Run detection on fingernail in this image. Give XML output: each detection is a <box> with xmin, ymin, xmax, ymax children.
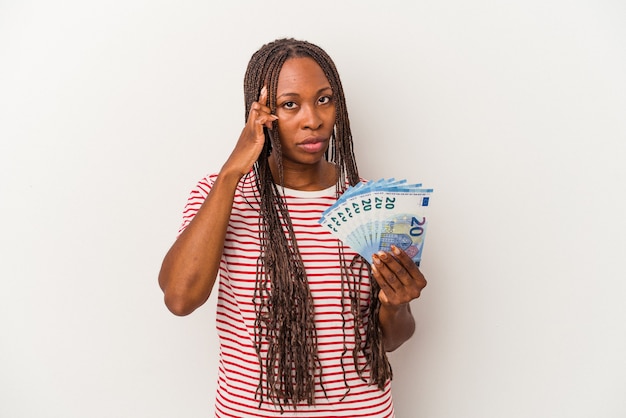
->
<box><xmin>377</xmin><ymin>251</ymin><xmax>387</xmax><ymax>260</ymax></box>
<box><xmin>372</xmin><ymin>255</ymin><xmax>381</xmax><ymax>265</ymax></box>
<box><xmin>260</xmin><ymin>86</ymin><xmax>267</xmax><ymax>96</ymax></box>
<box><xmin>391</xmin><ymin>245</ymin><xmax>401</xmax><ymax>255</ymax></box>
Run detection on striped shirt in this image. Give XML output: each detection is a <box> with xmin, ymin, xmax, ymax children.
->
<box><xmin>179</xmin><ymin>172</ymin><xmax>395</xmax><ymax>417</ymax></box>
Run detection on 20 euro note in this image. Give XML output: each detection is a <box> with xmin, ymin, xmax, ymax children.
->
<box><xmin>319</xmin><ymin>179</ymin><xmax>433</xmax><ymax>265</ymax></box>
<box><xmin>355</xmin><ymin>188</ymin><xmax>432</xmax><ymax>265</ymax></box>
<box><xmin>318</xmin><ymin>179</ymin><xmax>421</xmax><ymax>255</ymax></box>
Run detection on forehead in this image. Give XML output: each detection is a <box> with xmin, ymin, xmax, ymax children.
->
<box><xmin>277</xmin><ymin>57</ymin><xmax>331</xmax><ymax>93</ymax></box>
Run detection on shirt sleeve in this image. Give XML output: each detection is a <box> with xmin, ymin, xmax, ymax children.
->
<box><xmin>176</xmin><ymin>174</ymin><xmax>215</xmax><ymax>237</ymax></box>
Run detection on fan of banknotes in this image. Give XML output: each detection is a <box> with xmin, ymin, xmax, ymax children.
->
<box><xmin>319</xmin><ymin>178</ymin><xmax>433</xmax><ymax>265</ymax></box>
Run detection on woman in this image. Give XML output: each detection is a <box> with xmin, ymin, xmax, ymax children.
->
<box><xmin>158</xmin><ymin>38</ymin><xmax>427</xmax><ymax>417</ymax></box>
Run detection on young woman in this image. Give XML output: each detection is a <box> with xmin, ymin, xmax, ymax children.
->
<box><xmin>158</xmin><ymin>38</ymin><xmax>427</xmax><ymax>417</ymax></box>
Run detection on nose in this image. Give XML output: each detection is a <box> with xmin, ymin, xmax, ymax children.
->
<box><xmin>300</xmin><ymin>104</ymin><xmax>323</xmax><ymax>130</ymax></box>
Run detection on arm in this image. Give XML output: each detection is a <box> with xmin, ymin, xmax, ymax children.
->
<box><xmin>158</xmin><ymin>171</ymin><xmax>242</xmax><ymax>316</ymax></box>
<box><xmin>158</xmin><ymin>87</ymin><xmax>278</xmax><ymax>316</ymax></box>
<box><xmin>371</xmin><ymin>245</ymin><xmax>427</xmax><ymax>351</ymax></box>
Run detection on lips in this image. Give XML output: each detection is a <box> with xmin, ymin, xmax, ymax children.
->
<box><xmin>298</xmin><ymin>137</ymin><xmax>328</xmax><ymax>153</ymax></box>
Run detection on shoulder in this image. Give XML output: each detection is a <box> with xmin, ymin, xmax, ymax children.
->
<box><xmin>192</xmin><ymin>173</ymin><xmax>219</xmax><ymax>196</ymax></box>
<box><xmin>191</xmin><ymin>170</ymin><xmax>258</xmax><ymax>195</ymax></box>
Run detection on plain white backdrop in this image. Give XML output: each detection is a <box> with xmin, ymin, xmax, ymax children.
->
<box><xmin>1</xmin><ymin>1</ymin><xmax>625</xmax><ymax>417</ymax></box>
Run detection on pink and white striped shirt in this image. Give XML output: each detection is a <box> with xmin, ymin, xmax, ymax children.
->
<box><xmin>179</xmin><ymin>172</ymin><xmax>394</xmax><ymax>417</ymax></box>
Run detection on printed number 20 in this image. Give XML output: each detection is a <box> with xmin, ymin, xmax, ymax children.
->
<box><xmin>410</xmin><ymin>216</ymin><xmax>426</xmax><ymax>236</ymax></box>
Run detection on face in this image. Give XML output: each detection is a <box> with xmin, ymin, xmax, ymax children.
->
<box><xmin>274</xmin><ymin>57</ymin><xmax>336</xmax><ymax>168</ymax></box>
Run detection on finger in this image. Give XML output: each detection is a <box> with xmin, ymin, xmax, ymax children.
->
<box><xmin>257</xmin><ymin>85</ymin><xmax>275</xmax><ymax>116</ymax></box>
<box><xmin>371</xmin><ymin>262</ymin><xmax>411</xmax><ymax>306</ymax></box>
<box><xmin>251</xmin><ymin>85</ymin><xmax>277</xmax><ymax>125</ymax></box>
<box><xmin>371</xmin><ymin>253</ymin><xmax>401</xmax><ymax>294</ymax></box>
<box><xmin>378</xmin><ymin>288</ymin><xmax>389</xmax><ymax>304</ymax></box>
<box><xmin>390</xmin><ymin>245</ymin><xmax>418</xmax><ymax>272</ymax></box>
<box><xmin>370</xmin><ymin>263</ymin><xmax>394</xmax><ymax>299</ymax></box>
<box><xmin>259</xmin><ymin>85</ymin><xmax>268</xmax><ymax>105</ymax></box>
<box><xmin>372</xmin><ymin>249</ymin><xmax>427</xmax><ymax>303</ymax></box>
<box><xmin>257</xmin><ymin>113</ymin><xmax>278</xmax><ymax>129</ymax></box>
<box><xmin>373</xmin><ymin>251</ymin><xmax>411</xmax><ymax>289</ymax></box>
<box><xmin>390</xmin><ymin>245</ymin><xmax>426</xmax><ymax>286</ymax></box>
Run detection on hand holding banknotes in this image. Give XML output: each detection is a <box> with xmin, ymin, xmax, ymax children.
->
<box><xmin>318</xmin><ymin>177</ymin><xmax>432</xmax><ymax>350</ymax></box>
<box><xmin>318</xmin><ymin>176</ymin><xmax>431</xmax><ymax>349</ymax></box>
<box><xmin>371</xmin><ymin>245</ymin><xmax>427</xmax><ymax>305</ymax></box>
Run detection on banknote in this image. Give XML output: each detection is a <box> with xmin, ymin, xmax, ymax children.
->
<box><xmin>319</xmin><ymin>178</ymin><xmax>433</xmax><ymax>265</ymax></box>
<box><xmin>319</xmin><ymin>179</ymin><xmax>414</xmax><ymax>251</ymax></box>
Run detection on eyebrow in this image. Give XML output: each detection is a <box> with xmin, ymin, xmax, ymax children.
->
<box><xmin>277</xmin><ymin>86</ymin><xmax>333</xmax><ymax>100</ymax></box>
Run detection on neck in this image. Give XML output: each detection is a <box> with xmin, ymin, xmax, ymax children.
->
<box><xmin>269</xmin><ymin>155</ymin><xmax>337</xmax><ymax>191</ymax></box>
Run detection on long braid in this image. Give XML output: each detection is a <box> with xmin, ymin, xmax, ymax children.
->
<box><xmin>243</xmin><ymin>38</ymin><xmax>392</xmax><ymax>409</ymax></box>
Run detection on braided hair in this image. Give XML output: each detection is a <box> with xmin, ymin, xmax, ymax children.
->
<box><xmin>242</xmin><ymin>38</ymin><xmax>392</xmax><ymax>409</ymax></box>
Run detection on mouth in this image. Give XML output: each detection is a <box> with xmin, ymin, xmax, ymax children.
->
<box><xmin>298</xmin><ymin>137</ymin><xmax>328</xmax><ymax>153</ymax></box>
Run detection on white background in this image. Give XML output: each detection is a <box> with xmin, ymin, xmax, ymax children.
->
<box><xmin>1</xmin><ymin>1</ymin><xmax>625</xmax><ymax>417</ymax></box>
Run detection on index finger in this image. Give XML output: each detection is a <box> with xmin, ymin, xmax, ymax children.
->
<box><xmin>259</xmin><ymin>85</ymin><xmax>268</xmax><ymax>105</ymax></box>
<box><xmin>390</xmin><ymin>245</ymin><xmax>422</xmax><ymax>276</ymax></box>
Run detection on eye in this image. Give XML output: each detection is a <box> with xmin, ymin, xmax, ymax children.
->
<box><xmin>318</xmin><ymin>95</ymin><xmax>333</xmax><ymax>105</ymax></box>
<box><xmin>282</xmin><ymin>101</ymin><xmax>298</xmax><ymax>110</ymax></box>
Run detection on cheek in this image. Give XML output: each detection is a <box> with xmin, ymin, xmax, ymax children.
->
<box><xmin>327</xmin><ymin>104</ymin><xmax>337</xmax><ymax>123</ymax></box>
<box><xmin>275</xmin><ymin>119</ymin><xmax>295</xmax><ymax>142</ymax></box>
<box><xmin>325</xmin><ymin>109</ymin><xmax>337</xmax><ymax>129</ymax></box>
<box><xmin>274</xmin><ymin>110</ymin><xmax>293</xmax><ymax>126</ymax></box>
